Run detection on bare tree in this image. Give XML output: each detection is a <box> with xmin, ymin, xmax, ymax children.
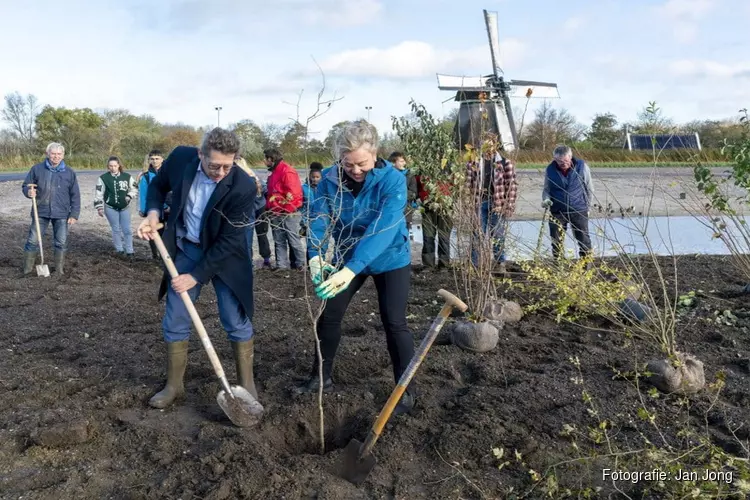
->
<box><xmin>2</xmin><ymin>92</ymin><xmax>39</xmax><ymax>145</ymax></box>
<box><xmin>522</xmin><ymin>100</ymin><xmax>585</xmax><ymax>151</ymax></box>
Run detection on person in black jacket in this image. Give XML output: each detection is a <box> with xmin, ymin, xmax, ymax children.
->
<box><xmin>137</xmin><ymin>128</ymin><xmax>260</xmax><ymax>410</ymax></box>
<box><xmin>21</xmin><ymin>142</ymin><xmax>81</xmax><ymax>275</ymax></box>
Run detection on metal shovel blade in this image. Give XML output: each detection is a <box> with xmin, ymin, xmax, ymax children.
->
<box><xmin>36</xmin><ymin>264</ymin><xmax>50</xmax><ymax>277</ymax></box>
<box><xmin>216</xmin><ymin>385</ymin><xmax>264</xmax><ymax>428</ymax></box>
<box><xmin>339</xmin><ymin>439</ymin><xmax>377</xmax><ymax>486</ymax></box>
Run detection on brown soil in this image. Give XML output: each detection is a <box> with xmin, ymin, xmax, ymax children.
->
<box><xmin>1</xmin><ymin>217</ymin><xmax>749</xmax><ymax>499</ymax></box>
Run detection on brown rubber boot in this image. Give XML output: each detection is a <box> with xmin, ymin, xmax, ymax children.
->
<box><xmin>23</xmin><ymin>251</ymin><xmax>37</xmax><ymax>276</ymax></box>
<box><xmin>231</xmin><ymin>339</ymin><xmax>258</xmax><ymax>399</ymax></box>
<box><xmin>149</xmin><ymin>341</ymin><xmax>189</xmax><ymax>409</ymax></box>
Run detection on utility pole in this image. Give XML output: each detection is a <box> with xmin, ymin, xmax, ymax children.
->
<box><xmin>215</xmin><ymin>106</ymin><xmax>222</xmax><ymax>127</ymax></box>
<box><xmin>365</xmin><ymin>106</ymin><xmax>372</xmax><ymax>121</ymax></box>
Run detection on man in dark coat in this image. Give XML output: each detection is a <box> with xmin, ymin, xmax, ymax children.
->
<box><xmin>137</xmin><ymin>128</ymin><xmax>259</xmax><ymax>409</ymax></box>
<box><xmin>21</xmin><ymin>142</ymin><xmax>81</xmax><ymax>275</ymax></box>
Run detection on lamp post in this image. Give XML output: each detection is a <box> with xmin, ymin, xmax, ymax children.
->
<box><xmin>365</xmin><ymin>106</ymin><xmax>372</xmax><ymax>121</ymax></box>
<box><xmin>215</xmin><ymin>106</ymin><xmax>222</xmax><ymax>127</ymax></box>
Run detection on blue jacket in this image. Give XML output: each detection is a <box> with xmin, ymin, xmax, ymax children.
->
<box><xmin>22</xmin><ymin>160</ymin><xmax>81</xmax><ymax>220</ymax></box>
<box><xmin>138</xmin><ymin>167</ymin><xmax>172</xmax><ymax>215</ymax></box>
<box><xmin>307</xmin><ymin>159</ymin><xmax>410</xmax><ymax>275</ymax></box>
<box><xmin>544</xmin><ymin>158</ymin><xmax>591</xmax><ymax>214</ymax></box>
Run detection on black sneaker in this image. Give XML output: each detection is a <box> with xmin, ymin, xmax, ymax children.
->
<box><xmin>293</xmin><ymin>376</ymin><xmax>333</xmax><ymax>395</ymax></box>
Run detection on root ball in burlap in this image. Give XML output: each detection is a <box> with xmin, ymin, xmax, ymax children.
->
<box><xmin>646</xmin><ymin>352</ymin><xmax>705</xmax><ymax>395</ymax></box>
<box><xmin>483</xmin><ymin>299</ymin><xmax>523</xmax><ymax>324</ymax></box>
<box><xmin>450</xmin><ymin>320</ymin><xmax>499</xmax><ymax>353</ymax></box>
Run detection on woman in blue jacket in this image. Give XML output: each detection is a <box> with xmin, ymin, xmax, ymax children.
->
<box><xmin>298</xmin><ymin>120</ymin><xmax>416</xmax><ymax>416</ymax></box>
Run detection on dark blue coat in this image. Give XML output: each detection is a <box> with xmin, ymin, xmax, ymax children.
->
<box><xmin>146</xmin><ymin>146</ymin><xmax>257</xmax><ymax>320</ymax></box>
<box><xmin>22</xmin><ymin>160</ymin><xmax>81</xmax><ymax>220</ymax></box>
<box><xmin>307</xmin><ymin>159</ymin><xmax>410</xmax><ymax>275</ymax></box>
<box><xmin>545</xmin><ymin>158</ymin><xmax>590</xmax><ymax>214</ymax></box>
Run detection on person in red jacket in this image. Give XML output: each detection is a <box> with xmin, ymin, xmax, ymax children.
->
<box><xmin>264</xmin><ymin>148</ymin><xmax>305</xmax><ymax>269</ymax></box>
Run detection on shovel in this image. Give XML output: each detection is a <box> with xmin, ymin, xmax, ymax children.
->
<box><xmin>339</xmin><ymin>288</ymin><xmax>468</xmax><ymax>486</ymax></box>
<box><xmin>150</xmin><ymin>224</ymin><xmax>264</xmax><ymax>427</ymax></box>
<box><xmin>27</xmin><ymin>184</ymin><xmax>50</xmax><ymax>277</ymax></box>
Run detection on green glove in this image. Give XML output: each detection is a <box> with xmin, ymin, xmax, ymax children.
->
<box><xmin>315</xmin><ymin>267</ymin><xmax>356</xmax><ymax>299</ymax></box>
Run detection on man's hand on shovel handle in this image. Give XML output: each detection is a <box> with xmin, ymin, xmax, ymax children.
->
<box><xmin>172</xmin><ymin>274</ymin><xmax>197</xmax><ymax>293</ymax></box>
<box><xmin>28</xmin><ymin>185</ymin><xmax>37</xmax><ymax>198</ymax></box>
<box><xmin>137</xmin><ymin>211</ymin><xmax>162</xmax><ymax>240</ymax></box>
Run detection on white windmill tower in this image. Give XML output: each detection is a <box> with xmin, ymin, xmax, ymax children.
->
<box><xmin>436</xmin><ymin>9</ymin><xmax>561</xmax><ymax>152</ymax></box>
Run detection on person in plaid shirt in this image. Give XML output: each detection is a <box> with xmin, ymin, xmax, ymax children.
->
<box><xmin>465</xmin><ymin>149</ymin><xmax>517</xmax><ymax>273</ymax></box>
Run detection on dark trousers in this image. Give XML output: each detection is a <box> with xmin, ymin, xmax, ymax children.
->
<box><xmin>314</xmin><ymin>264</ymin><xmax>414</xmax><ymax>386</ymax></box>
<box><xmin>254</xmin><ymin>213</ymin><xmax>272</xmax><ymax>260</ymax></box>
<box><xmin>549</xmin><ymin>210</ymin><xmax>592</xmax><ymax>259</ymax></box>
<box><xmin>421</xmin><ymin>209</ymin><xmax>452</xmax><ymax>267</ymax></box>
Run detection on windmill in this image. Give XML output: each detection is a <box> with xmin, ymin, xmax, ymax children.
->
<box><xmin>436</xmin><ymin>9</ymin><xmax>560</xmax><ymax>153</ymax></box>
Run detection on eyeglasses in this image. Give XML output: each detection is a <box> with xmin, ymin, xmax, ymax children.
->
<box><xmin>205</xmin><ymin>162</ymin><xmax>234</xmax><ymax>172</ymax></box>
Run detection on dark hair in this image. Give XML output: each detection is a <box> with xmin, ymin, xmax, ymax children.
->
<box><xmin>148</xmin><ymin>149</ymin><xmax>163</xmax><ymax>157</ymax></box>
<box><xmin>200</xmin><ymin>128</ymin><xmax>241</xmax><ymax>157</ymax></box>
<box><xmin>107</xmin><ymin>155</ymin><xmax>124</xmax><ymax>173</ymax></box>
<box><xmin>388</xmin><ymin>151</ymin><xmax>405</xmax><ymax>163</ymax></box>
<box><xmin>309</xmin><ymin>161</ymin><xmax>324</xmax><ymax>171</ymax></box>
<box><xmin>263</xmin><ymin>148</ymin><xmax>283</xmax><ymax>163</ymax></box>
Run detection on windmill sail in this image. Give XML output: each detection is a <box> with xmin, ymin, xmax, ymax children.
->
<box><xmin>483</xmin><ymin>10</ymin><xmax>503</xmax><ymax>77</ymax></box>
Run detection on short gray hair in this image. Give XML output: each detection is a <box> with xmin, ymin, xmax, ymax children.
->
<box><xmin>46</xmin><ymin>142</ymin><xmax>64</xmax><ymax>155</ymax></box>
<box><xmin>333</xmin><ymin>120</ymin><xmax>379</xmax><ymax>159</ymax></box>
<box><xmin>200</xmin><ymin>127</ymin><xmax>241</xmax><ymax>157</ymax></box>
<box><xmin>553</xmin><ymin>144</ymin><xmax>572</xmax><ymax>159</ymax></box>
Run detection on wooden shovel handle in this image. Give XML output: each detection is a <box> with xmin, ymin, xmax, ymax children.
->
<box><xmin>150</xmin><ymin>229</ymin><xmax>231</xmax><ymax>390</ymax></box>
<box><xmin>359</xmin><ymin>289</ymin><xmax>467</xmax><ymax>458</ymax></box>
<box><xmin>28</xmin><ymin>184</ymin><xmax>44</xmax><ymax>265</ymax></box>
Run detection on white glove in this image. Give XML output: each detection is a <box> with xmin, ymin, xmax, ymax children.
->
<box><xmin>308</xmin><ymin>256</ymin><xmax>335</xmax><ymax>285</ymax></box>
<box><xmin>542</xmin><ymin>199</ymin><xmax>552</xmax><ymax>208</ymax></box>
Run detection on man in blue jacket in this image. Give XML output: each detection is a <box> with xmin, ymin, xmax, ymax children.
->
<box><xmin>299</xmin><ymin>120</ymin><xmax>416</xmax><ymax>416</ymax></box>
<box><xmin>21</xmin><ymin>142</ymin><xmax>81</xmax><ymax>276</ymax></box>
<box><xmin>137</xmin><ymin>128</ymin><xmax>260</xmax><ymax>410</ymax></box>
<box><xmin>542</xmin><ymin>145</ymin><xmax>594</xmax><ymax>260</ymax></box>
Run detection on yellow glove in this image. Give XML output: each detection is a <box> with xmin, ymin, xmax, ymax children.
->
<box><xmin>315</xmin><ymin>267</ymin><xmax>356</xmax><ymax>299</ymax></box>
<box><xmin>308</xmin><ymin>256</ymin><xmax>335</xmax><ymax>285</ymax></box>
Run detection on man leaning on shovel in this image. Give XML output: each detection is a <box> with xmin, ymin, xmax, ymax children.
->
<box><xmin>21</xmin><ymin>142</ymin><xmax>80</xmax><ymax>276</ymax></box>
<box><xmin>137</xmin><ymin>128</ymin><xmax>260</xmax><ymax>409</ymax></box>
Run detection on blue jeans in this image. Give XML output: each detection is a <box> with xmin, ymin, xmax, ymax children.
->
<box><xmin>471</xmin><ymin>200</ymin><xmax>506</xmax><ymax>266</ymax></box>
<box><xmin>163</xmin><ymin>240</ymin><xmax>254</xmax><ymax>343</ymax></box>
<box><xmin>24</xmin><ymin>217</ymin><xmax>68</xmax><ymax>252</ymax></box>
<box><xmin>104</xmin><ymin>206</ymin><xmax>133</xmax><ymax>253</ymax></box>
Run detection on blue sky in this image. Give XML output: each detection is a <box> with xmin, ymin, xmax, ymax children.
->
<box><xmin>1</xmin><ymin>0</ymin><xmax>748</xmax><ymax>140</ymax></box>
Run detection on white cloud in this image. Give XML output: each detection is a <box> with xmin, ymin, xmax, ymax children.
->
<box><xmin>668</xmin><ymin>59</ymin><xmax>750</xmax><ymax>78</ymax></box>
<box><xmin>656</xmin><ymin>0</ymin><xmax>718</xmax><ymax>43</ymax></box>
<box><xmin>316</xmin><ymin>39</ymin><xmax>527</xmax><ymax>79</ymax></box>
